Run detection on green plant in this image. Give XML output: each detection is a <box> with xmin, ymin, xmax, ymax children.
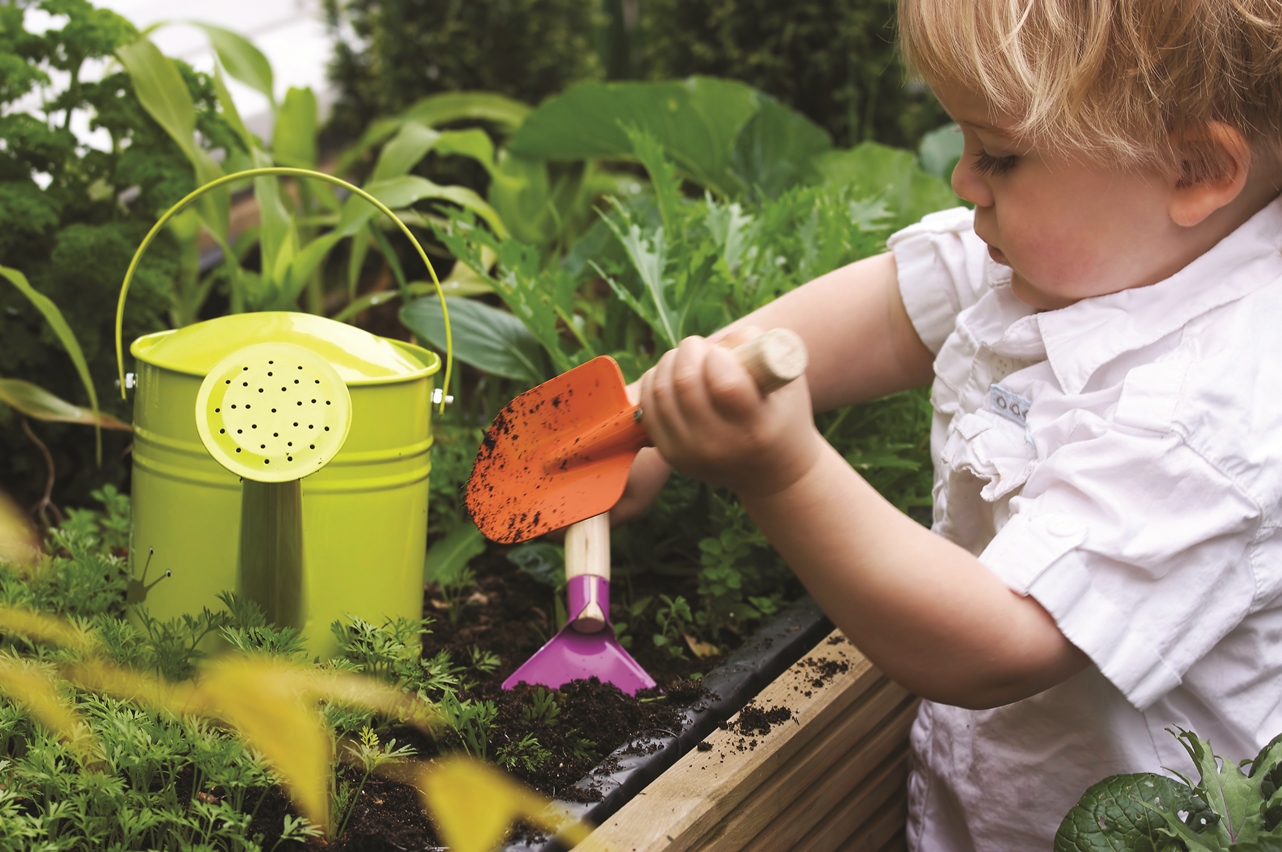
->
<box><xmin>401</xmin><ymin>130</ymin><xmax>952</xmax><ymax>646</ymax></box>
<box><xmin>335</xmin><ymin>725</ymin><xmax>416</xmax><ymax>836</ymax></box>
<box><xmin>0</xmin><ymin>495</ymin><xmax>598</xmax><ymax>850</ymax></box>
<box><xmin>652</xmin><ymin>595</ymin><xmax>695</xmax><ymax>659</ymax></box>
<box><xmin>322</xmin><ymin>0</ymin><xmax>601</xmax><ymax>141</ymax></box>
<box><xmin>1056</xmin><ymin>728</ymin><xmax>1282</xmax><ymax>850</ymax></box>
<box><xmin>496</xmin><ymin>732</ymin><xmax>552</xmax><ymax>774</ymax></box>
<box><xmin>520</xmin><ymin>686</ymin><xmax>561</xmax><ymax>727</ymax></box>
<box><xmin>439</xmin><ymin>691</ymin><xmax>498</xmax><ymax>760</ymax></box>
<box><xmin>638</xmin><ymin>0</ymin><xmax>949</xmax><ymax>150</ymax></box>
<box><xmin>0</xmin><ymin>1</ymin><xmax>241</xmax><ymax>512</ymax></box>
<box><xmin>424</xmin><ymin>547</ymin><xmax>480</xmax><ymax>627</ymax></box>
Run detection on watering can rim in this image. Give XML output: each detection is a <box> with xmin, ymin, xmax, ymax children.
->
<box><xmin>129</xmin><ymin>311</ymin><xmax>441</xmax><ymax>385</ymax></box>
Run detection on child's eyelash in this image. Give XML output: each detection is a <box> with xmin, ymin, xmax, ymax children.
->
<box><xmin>973</xmin><ymin>150</ymin><xmax>1019</xmax><ymax>176</ymax></box>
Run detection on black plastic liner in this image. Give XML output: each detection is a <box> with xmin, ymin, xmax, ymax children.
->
<box><xmin>503</xmin><ymin>594</ymin><xmax>833</xmax><ymax>852</ymax></box>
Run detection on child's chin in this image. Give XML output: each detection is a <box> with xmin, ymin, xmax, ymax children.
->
<box><xmin>1010</xmin><ymin>275</ymin><xmax>1078</xmax><ymax>311</ymax></box>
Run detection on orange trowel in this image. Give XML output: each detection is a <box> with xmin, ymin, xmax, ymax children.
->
<box><xmin>465</xmin><ymin>328</ymin><xmax>809</xmax><ymax>545</ymax></box>
<box><xmin>467</xmin><ymin>329</ymin><xmax>808</xmax><ymax>695</ymax></box>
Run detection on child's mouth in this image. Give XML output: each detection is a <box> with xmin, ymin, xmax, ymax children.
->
<box><xmin>987</xmin><ymin>244</ymin><xmax>1010</xmax><ymax>266</ymax></box>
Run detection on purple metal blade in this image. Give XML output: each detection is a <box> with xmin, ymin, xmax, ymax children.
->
<box><xmin>502</xmin><ymin>576</ymin><xmax>657</xmax><ymax>695</ymax></box>
<box><xmin>501</xmin><ymin>624</ymin><xmax>656</xmax><ymax>695</ymax></box>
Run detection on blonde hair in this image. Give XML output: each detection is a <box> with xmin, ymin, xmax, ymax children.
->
<box><xmin>897</xmin><ymin>0</ymin><xmax>1282</xmax><ymax>180</ymax></box>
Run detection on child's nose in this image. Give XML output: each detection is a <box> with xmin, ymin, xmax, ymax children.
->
<box><xmin>951</xmin><ymin>160</ymin><xmax>994</xmax><ymax>208</ymax></box>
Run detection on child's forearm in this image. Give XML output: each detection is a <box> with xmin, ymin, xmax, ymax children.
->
<box><xmin>737</xmin><ymin>441</ymin><xmax>1090</xmax><ymax>709</ymax></box>
<box><xmin>717</xmin><ymin>252</ymin><xmax>935</xmax><ymax>412</ymax></box>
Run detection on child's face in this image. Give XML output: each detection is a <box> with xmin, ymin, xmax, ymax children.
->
<box><xmin>935</xmin><ymin>83</ymin><xmax>1190</xmax><ymax>311</ymax></box>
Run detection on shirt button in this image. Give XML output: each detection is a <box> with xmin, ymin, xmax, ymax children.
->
<box><xmin>1044</xmin><ymin>516</ymin><xmax>1082</xmax><ymax>538</ymax></box>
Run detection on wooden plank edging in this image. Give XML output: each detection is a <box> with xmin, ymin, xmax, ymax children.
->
<box><xmin>573</xmin><ymin>632</ymin><xmax>918</xmax><ymax>851</ymax></box>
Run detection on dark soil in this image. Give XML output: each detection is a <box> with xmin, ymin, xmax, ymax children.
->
<box><xmin>269</xmin><ymin>551</ymin><xmax>737</xmax><ymax>850</ymax></box>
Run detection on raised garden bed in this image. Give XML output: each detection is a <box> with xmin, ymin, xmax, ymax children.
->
<box><xmin>574</xmin><ymin>631</ymin><xmax>918</xmax><ymax>852</ymax></box>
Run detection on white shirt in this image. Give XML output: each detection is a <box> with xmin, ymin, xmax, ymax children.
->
<box><xmin>887</xmin><ymin>199</ymin><xmax>1282</xmax><ymax>851</ymax></box>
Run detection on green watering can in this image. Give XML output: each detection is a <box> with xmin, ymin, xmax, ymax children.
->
<box><xmin>114</xmin><ymin>168</ymin><xmax>453</xmax><ymax>657</ymax></box>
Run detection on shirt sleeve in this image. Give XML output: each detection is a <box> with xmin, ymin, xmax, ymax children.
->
<box><xmin>977</xmin><ymin>427</ymin><xmax>1262</xmax><ymax>711</ymax></box>
<box><xmin>887</xmin><ymin>206</ymin><xmax>991</xmax><ymax>355</ymax></box>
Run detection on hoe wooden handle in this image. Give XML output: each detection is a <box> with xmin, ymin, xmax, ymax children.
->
<box><xmin>732</xmin><ymin>327</ymin><xmax>808</xmax><ymax>395</ymax></box>
<box><xmin>565</xmin><ymin>512</ymin><xmax>611</xmax><ymax>633</ymax></box>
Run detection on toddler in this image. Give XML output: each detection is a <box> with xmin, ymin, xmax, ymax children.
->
<box><xmin>618</xmin><ymin>0</ymin><xmax>1282</xmax><ymax>848</ymax></box>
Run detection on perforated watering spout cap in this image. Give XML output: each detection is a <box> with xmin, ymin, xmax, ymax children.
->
<box><xmin>194</xmin><ymin>342</ymin><xmax>352</xmax><ymax>482</ymax></box>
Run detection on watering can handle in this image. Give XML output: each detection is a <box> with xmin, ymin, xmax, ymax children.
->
<box><xmin>113</xmin><ymin>166</ymin><xmax>454</xmax><ymax>412</ymax></box>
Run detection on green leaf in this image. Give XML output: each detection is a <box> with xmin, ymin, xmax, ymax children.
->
<box><xmin>1174</xmin><ymin>728</ymin><xmax>1269</xmax><ymax>846</ymax></box>
<box><xmin>400</xmin><ymin>296</ymin><xmax>549</xmax><ymax>384</ymax></box>
<box><xmin>116</xmin><ymin>36</ymin><xmax>228</xmax><ymax>241</ymax></box>
<box><xmin>188</xmin><ymin>22</ymin><xmax>275</xmax><ymax>107</ymax></box>
<box><xmin>810</xmin><ymin>142</ymin><xmax>960</xmax><ymax>230</ymax></box>
<box><xmin>596</xmin><ymin>198</ymin><xmax>677</xmax><ymax>348</ymax></box>
<box><xmin>509</xmin><ymin>77</ymin><xmax>765</xmax><ymax>198</ymax></box>
<box><xmin>487</xmin><ymin>152</ymin><xmax>555</xmax><ymax>245</ymax></box>
<box><xmin>730</xmin><ymin>96</ymin><xmax>832</xmax><ymax>201</ymax></box>
<box><xmin>506</xmin><ymin>542</ymin><xmax>564</xmax><ymax>589</ymax></box>
<box><xmin>339</xmin><ymin>91</ymin><xmax>532</xmax><ymax>174</ymax></box>
<box><xmin>372</xmin><ymin>121</ymin><xmax>443</xmax><ymax>183</ymax></box>
<box><xmin>424</xmin><ymin>524</ymin><xmax>487</xmax><ymax>585</ymax></box>
<box><xmin>0</xmin><ymin>265</ymin><xmax>109</xmax><ymax>461</ymax></box>
<box><xmin>918</xmin><ymin>123</ymin><xmax>964</xmax><ymax>180</ymax></box>
<box><xmin>0</xmin><ymin>379</ymin><xmax>130</xmax><ymax>431</ymax></box>
<box><xmin>1054</xmin><ymin>773</ymin><xmax>1191</xmax><ymax>852</ymax></box>
<box><xmin>274</xmin><ymin>87</ymin><xmax>318</xmax><ymax>168</ymax></box>
<box><xmin>363</xmin><ymin>176</ymin><xmax>508</xmax><ymax>238</ymax></box>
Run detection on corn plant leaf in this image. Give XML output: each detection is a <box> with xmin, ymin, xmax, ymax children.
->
<box><xmin>0</xmin><ymin>379</ymin><xmax>130</xmax><ymax>431</ymax></box>
<box><xmin>273</xmin><ymin>87</ymin><xmax>318</xmax><ymax>168</ymax></box>
<box><xmin>424</xmin><ymin>523</ymin><xmax>487</xmax><ymax>585</ymax></box>
<box><xmin>363</xmin><ymin>176</ymin><xmax>508</xmax><ymax>238</ymax></box>
<box><xmin>417</xmin><ymin>755</ymin><xmax>591</xmax><ymax>852</ymax></box>
<box><xmin>116</xmin><ymin>37</ymin><xmax>228</xmax><ymax>243</ymax></box>
<box><xmin>0</xmin><ymin>265</ymin><xmax>111</xmax><ymax>459</ymax></box>
<box><xmin>339</xmin><ymin>91</ymin><xmax>532</xmax><ymax>174</ymax></box>
<box><xmin>433</xmin><ymin>129</ymin><xmax>497</xmax><ymax>173</ymax></box>
<box><xmin>371</xmin><ymin>121</ymin><xmax>443</xmax><ymax>183</ymax></box>
<box><xmin>186</xmin><ymin>22</ymin><xmax>275</xmax><ymax>108</ymax></box>
<box><xmin>400</xmin><ymin>295</ymin><xmax>549</xmax><ymax>384</ymax></box>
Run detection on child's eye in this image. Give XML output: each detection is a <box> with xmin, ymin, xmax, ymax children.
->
<box><xmin>974</xmin><ymin>149</ymin><xmax>1019</xmax><ymax>177</ymax></box>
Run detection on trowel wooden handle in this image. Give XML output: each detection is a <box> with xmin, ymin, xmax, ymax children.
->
<box><xmin>730</xmin><ymin>327</ymin><xmax>808</xmax><ymax>395</ymax></box>
<box><xmin>565</xmin><ymin>512</ymin><xmax>610</xmax><ymax>633</ymax></box>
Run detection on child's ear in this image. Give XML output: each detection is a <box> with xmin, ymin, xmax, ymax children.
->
<box><xmin>1169</xmin><ymin>121</ymin><xmax>1252</xmax><ymax>228</ymax></box>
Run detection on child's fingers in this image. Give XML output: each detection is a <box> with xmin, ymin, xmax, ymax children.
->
<box><xmin>669</xmin><ymin>337</ymin><xmax>721</xmax><ymax>425</ymax></box>
<box><xmin>639</xmin><ymin>345</ymin><xmax>689</xmax><ymax>450</ymax></box>
<box><xmin>703</xmin><ymin>343</ymin><xmax>761</xmax><ymax>419</ymax></box>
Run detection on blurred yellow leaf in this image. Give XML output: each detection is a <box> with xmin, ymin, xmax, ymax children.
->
<box><xmin>0</xmin><ymin>605</ymin><xmax>97</xmax><ymax>655</ymax></box>
<box><xmin>0</xmin><ymin>492</ymin><xmax>40</xmax><ymax>569</ymax></box>
<box><xmin>417</xmin><ymin>756</ymin><xmax>592</xmax><ymax>852</ymax></box>
<box><xmin>186</xmin><ymin>656</ymin><xmax>333</xmax><ymax>830</ymax></box>
<box><xmin>0</xmin><ymin>656</ymin><xmax>94</xmax><ymax>762</ymax></box>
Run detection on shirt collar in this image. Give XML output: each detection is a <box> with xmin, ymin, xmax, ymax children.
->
<box><xmin>1034</xmin><ymin>195</ymin><xmax>1282</xmax><ymax>395</ymax></box>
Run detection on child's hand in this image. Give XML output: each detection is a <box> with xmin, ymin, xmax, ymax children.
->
<box><xmin>637</xmin><ymin>330</ymin><xmax>825</xmax><ymax>499</ymax></box>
